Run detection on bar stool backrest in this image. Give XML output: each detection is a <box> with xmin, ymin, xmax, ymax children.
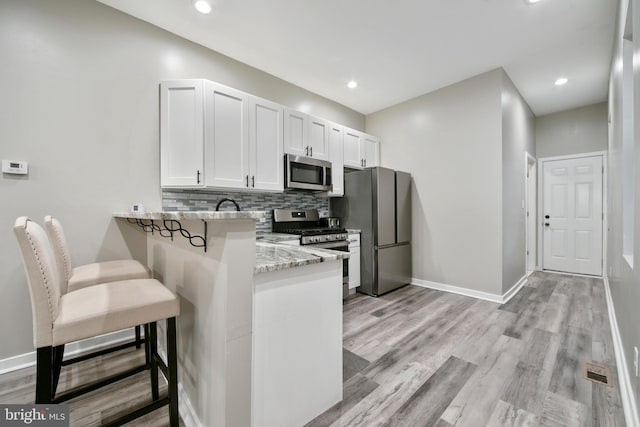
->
<box><xmin>13</xmin><ymin>217</ymin><xmax>62</xmax><ymax>348</ymax></box>
<box><xmin>43</xmin><ymin>216</ymin><xmax>72</xmax><ymax>294</ymax></box>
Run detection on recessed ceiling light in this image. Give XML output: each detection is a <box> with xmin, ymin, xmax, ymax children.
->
<box><xmin>194</xmin><ymin>0</ymin><xmax>212</xmax><ymax>14</ymax></box>
<box><xmin>347</xmin><ymin>81</ymin><xmax>358</xmax><ymax>89</ymax></box>
<box><xmin>555</xmin><ymin>77</ymin><xmax>568</xmax><ymax>86</ymax></box>
<box><xmin>526</xmin><ymin>0</ymin><xmax>541</xmax><ymax>3</ymax></box>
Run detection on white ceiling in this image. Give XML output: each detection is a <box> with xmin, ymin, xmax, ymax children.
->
<box><xmin>98</xmin><ymin>0</ymin><xmax>617</xmax><ymax>117</ymax></box>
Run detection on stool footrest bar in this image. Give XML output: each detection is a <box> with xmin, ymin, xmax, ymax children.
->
<box><xmin>52</xmin><ymin>364</ymin><xmax>147</xmax><ymax>403</ymax></box>
<box><xmin>61</xmin><ymin>339</ymin><xmax>144</xmax><ymax>366</ymax></box>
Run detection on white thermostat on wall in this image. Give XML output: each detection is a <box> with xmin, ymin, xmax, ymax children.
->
<box><xmin>2</xmin><ymin>160</ymin><xmax>28</xmax><ymax>175</ymax></box>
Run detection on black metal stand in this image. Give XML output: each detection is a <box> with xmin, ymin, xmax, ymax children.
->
<box><xmin>35</xmin><ymin>318</ymin><xmax>179</xmax><ymax>427</ymax></box>
<box><xmin>127</xmin><ymin>218</ymin><xmax>207</xmax><ymax>252</ymax></box>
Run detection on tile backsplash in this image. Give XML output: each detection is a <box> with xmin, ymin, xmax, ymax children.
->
<box><xmin>162</xmin><ymin>189</ymin><xmax>330</xmax><ymax>232</ymax></box>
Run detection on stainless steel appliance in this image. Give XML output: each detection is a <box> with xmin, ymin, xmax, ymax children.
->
<box><xmin>320</xmin><ymin>217</ymin><xmax>341</xmax><ymax>229</ymax></box>
<box><xmin>272</xmin><ymin>209</ymin><xmax>349</xmax><ymax>287</ymax></box>
<box><xmin>331</xmin><ymin>167</ymin><xmax>412</xmax><ymax>296</ymax></box>
<box><xmin>285</xmin><ymin>154</ymin><xmax>332</xmax><ymax>192</ymax></box>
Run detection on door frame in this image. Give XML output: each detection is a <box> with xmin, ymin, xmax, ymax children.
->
<box><xmin>537</xmin><ymin>151</ymin><xmax>608</xmax><ymax>277</ymax></box>
<box><xmin>525</xmin><ymin>152</ymin><xmax>537</xmax><ymax>275</ymax></box>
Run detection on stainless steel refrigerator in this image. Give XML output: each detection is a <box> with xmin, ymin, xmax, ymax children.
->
<box><xmin>331</xmin><ymin>167</ymin><xmax>411</xmax><ymax>296</ymax></box>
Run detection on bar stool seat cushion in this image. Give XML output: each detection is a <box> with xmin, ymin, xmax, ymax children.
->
<box><xmin>67</xmin><ymin>260</ymin><xmax>151</xmax><ymax>292</ymax></box>
<box><xmin>53</xmin><ymin>278</ymin><xmax>179</xmax><ymax>347</ymax></box>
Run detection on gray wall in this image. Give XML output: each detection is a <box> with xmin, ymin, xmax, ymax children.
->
<box><xmin>0</xmin><ymin>0</ymin><xmax>364</xmax><ymax>360</ymax></box>
<box><xmin>366</xmin><ymin>70</ymin><xmax>504</xmax><ymax>296</ymax></box>
<box><xmin>536</xmin><ymin>102</ymin><xmax>608</xmax><ymax>158</ymax></box>
<box><xmin>501</xmin><ymin>71</ymin><xmax>536</xmax><ymax>294</ymax></box>
<box><xmin>608</xmin><ymin>0</ymin><xmax>640</xmax><ymax>412</ymax></box>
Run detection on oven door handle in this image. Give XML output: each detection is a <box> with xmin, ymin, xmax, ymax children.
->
<box><xmin>307</xmin><ymin>241</ymin><xmax>349</xmax><ymax>250</ymax></box>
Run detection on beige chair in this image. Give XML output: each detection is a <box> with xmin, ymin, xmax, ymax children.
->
<box><xmin>14</xmin><ymin>217</ymin><xmax>180</xmax><ymax>426</ymax></box>
<box><xmin>44</xmin><ymin>215</ymin><xmax>150</xmax><ymax>348</ymax></box>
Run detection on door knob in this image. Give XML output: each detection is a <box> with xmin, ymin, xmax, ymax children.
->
<box><xmin>545</xmin><ymin>223</ymin><xmax>550</xmax><ymax>227</ymax></box>
<box><xmin>545</xmin><ymin>215</ymin><xmax>550</xmax><ymax>219</ymax></box>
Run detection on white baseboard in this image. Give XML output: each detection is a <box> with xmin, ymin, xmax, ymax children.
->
<box><xmin>411</xmin><ymin>278</ymin><xmax>504</xmax><ymax>303</ymax></box>
<box><xmin>502</xmin><ymin>274</ymin><xmax>528</xmax><ymax>304</ymax></box>
<box><xmin>411</xmin><ymin>275</ymin><xmax>528</xmax><ymax>305</ymax></box>
<box><xmin>603</xmin><ymin>275</ymin><xmax>640</xmax><ymax>427</ymax></box>
<box><xmin>0</xmin><ymin>329</ymin><xmax>135</xmax><ymax>375</ymax></box>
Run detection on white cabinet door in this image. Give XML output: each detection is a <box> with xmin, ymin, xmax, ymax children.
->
<box><xmin>308</xmin><ymin>116</ymin><xmax>329</xmax><ymax>160</ymax></box>
<box><xmin>542</xmin><ymin>156</ymin><xmax>603</xmax><ymax>276</ymax></box>
<box><xmin>328</xmin><ymin>123</ymin><xmax>344</xmax><ymax>196</ymax></box>
<box><xmin>250</xmin><ymin>96</ymin><xmax>284</xmax><ymax>191</ymax></box>
<box><xmin>343</xmin><ymin>128</ymin><xmax>362</xmax><ymax>169</ymax></box>
<box><xmin>160</xmin><ymin>80</ymin><xmax>205</xmax><ymax>187</ymax></box>
<box><xmin>348</xmin><ymin>234</ymin><xmax>361</xmax><ymax>289</ymax></box>
<box><xmin>204</xmin><ymin>82</ymin><xmax>250</xmax><ymax>189</ymax></box>
<box><xmin>363</xmin><ymin>134</ymin><xmax>380</xmax><ymax>168</ymax></box>
<box><xmin>284</xmin><ymin>109</ymin><xmax>329</xmax><ymax>160</ymax></box>
<box><xmin>284</xmin><ymin>108</ymin><xmax>307</xmax><ymax>157</ymax></box>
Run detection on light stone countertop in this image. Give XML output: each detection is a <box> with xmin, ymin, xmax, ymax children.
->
<box><xmin>255</xmin><ymin>241</ymin><xmax>349</xmax><ymax>274</ymax></box>
<box><xmin>346</xmin><ymin>229</ymin><xmax>361</xmax><ymax>234</ymax></box>
<box><xmin>113</xmin><ymin>210</ymin><xmax>266</xmax><ymax>221</ymax></box>
<box><xmin>256</xmin><ymin>232</ymin><xmax>301</xmax><ymax>243</ymax></box>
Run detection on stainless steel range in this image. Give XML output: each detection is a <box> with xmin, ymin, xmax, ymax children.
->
<box><xmin>272</xmin><ymin>209</ymin><xmax>348</xmax><ymax>248</ymax></box>
<box><xmin>272</xmin><ymin>209</ymin><xmax>350</xmax><ymax>292</ymax></box>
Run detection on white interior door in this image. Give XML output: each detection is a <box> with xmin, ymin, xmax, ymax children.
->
<box><xmin>542</xmin><ymin>156</ymin><xmax>603</xmax><ymax>276</ymax></box>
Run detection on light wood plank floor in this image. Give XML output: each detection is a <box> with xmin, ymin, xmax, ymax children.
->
<box><xmin>0</xmin><ymin>271</ymin><xmax>625</xmax><ymax>426</ymax></box>
<box><xmin>308</xmin><ymin>271</ymin><xmax>625</xmax><ymax>427</ymax></box>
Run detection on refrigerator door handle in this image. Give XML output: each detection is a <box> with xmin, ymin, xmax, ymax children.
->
<box><xmin>376</xmin><ymin>242</ymin><xmax>410</xmax><ymax>250</ymax></box>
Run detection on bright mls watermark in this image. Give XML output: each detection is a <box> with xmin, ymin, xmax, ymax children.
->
<box><xmin>0</xmin><ymin>405</ymin><xmax>69</xmax><ymax>426</ymax></box>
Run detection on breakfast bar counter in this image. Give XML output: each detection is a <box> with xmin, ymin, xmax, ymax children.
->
<box><xmin>114</xmin><ymin>211</ymin><xmax>343</xmax><ymax>427</ymax></box>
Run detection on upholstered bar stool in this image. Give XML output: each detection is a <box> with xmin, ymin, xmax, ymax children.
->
<box><xmin>44</xmin><ymin>215</ymin><xmax>150</xmax><ymax>348</ymax></box>
<box><xmin>14</xmin><ymin>217</ymin><xmax>180</xmax><ymax>426</ymax></box>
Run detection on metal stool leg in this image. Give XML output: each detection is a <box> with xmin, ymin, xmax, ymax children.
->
<box><xmin>135</xmin><ymin>325</ymin><xmax>142</xmax><ymax>349</ymax></box>
<box><xmin>167</xmin><ymin>317</ymin><xmax>179</xmax><ymax>427</ymax></box>
<box><xmin>149</xmin><ymin>322</ymin><xmax>159</xmax><ymax>401</ymax></box>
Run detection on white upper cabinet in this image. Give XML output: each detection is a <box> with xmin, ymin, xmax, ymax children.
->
<box><xmin>161</xmin><ymin>80</ymin><xmax>285</xmax><ymax>192</ymax></box>
<box><xmin>160</xmin><ymin>80</ymin><xmax>205</xmax><ymax>187</ymax></box>
<box><xmin>161</xmin><ymin>79</ymin><xmax>379</xmax><ymax>193</ymax></box>
<box><xmin>343</xmin><ymin>128</ymin><xmax>380</xmax><ymax>169</ymax></box>
<box><xmin>250</xmin><ymin>96</ymin><xmax>284</xmax><ymax>191</ymax></box>
<box><xmin>284</xmin><ymin>109</ymin><xmax>329</xmax><ymax>161</ymax></box>
<box><xmin>204</xmin><ymin>81</ymin><xmax>250</xmax><ymax>189</ymax></box>
<box><xmin>307</xmin><ymin>116</ymin><xmax>329</xmax><ymax>160</ymax></box>
<box><xmin>363</xmin><ymin>134</ymin><xmax>380</xmax><ymax>168</ymax></box>
<box><xmin>327</xmin><ymin>123</ymin><xmax>344</xmax><ymax>197</ymax></box>
<box><xmin>343</xmin><ymin>128</ymin><xmax>363</xmax><ymax>169</ymax></box>
<box><xmin>284</xmin><ymin>108</ymin><xmax>307</xmax><ymax>157</ymax></box>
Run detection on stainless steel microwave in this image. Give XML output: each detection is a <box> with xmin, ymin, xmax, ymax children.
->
<box><xmin>285</xmin><ymin>154</ymin><xmax>332</xmax><ymax>192</ymax></box>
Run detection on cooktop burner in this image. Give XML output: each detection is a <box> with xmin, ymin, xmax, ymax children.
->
<box><xmin>278</xmin><ymin>227</ymin><xmax>348</xmax><ymax>236</ymax></box>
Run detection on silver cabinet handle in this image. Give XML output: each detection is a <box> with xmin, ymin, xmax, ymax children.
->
<box><xmin>197</xmin><ymin>170</ymin><xmax>201</xmax><ymax>184</ymax></box>
<box><xmin>305</xmin><ymin>146</ymin><xmax>309</xmax><ymax>156</ymax></box>
<box><xmin>310</xmin><ymin>147</ymin><xmax>313</xmax><ymax>157</ymax></box>
<box><xmin>251</xmin><ymin>176</ymin><xmax>255</xmax><ymax>187</ymax></box>
<box><xmin>245</xmin><ymin>175</ymin><xmax>249</xmax><ymax>187</ymax></box>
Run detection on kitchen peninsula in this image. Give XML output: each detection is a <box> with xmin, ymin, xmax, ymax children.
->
<box><xmin>113</xmin><ymin>211</ymin><xmax>345</xmax><ymax>427</ymax></box>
